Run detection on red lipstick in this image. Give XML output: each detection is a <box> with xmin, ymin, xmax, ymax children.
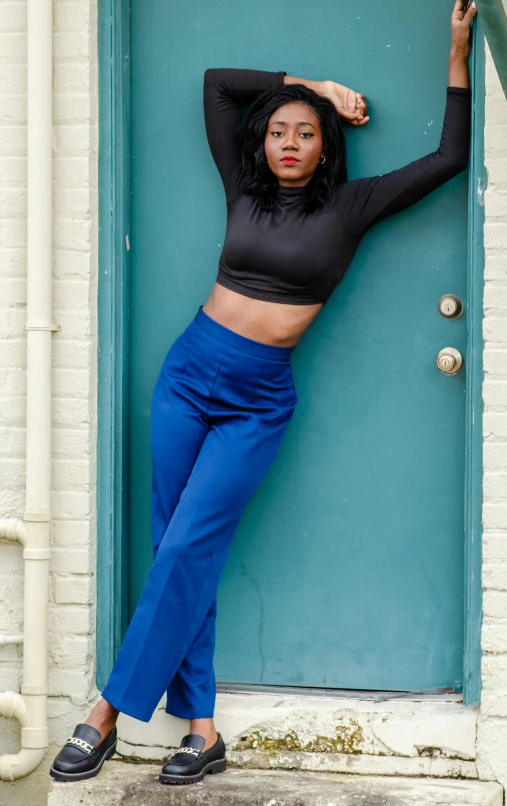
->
<box><xmin>281</xmin><ymin>157</ymin><xmax>300</xmax><ymax>164</ymax></box>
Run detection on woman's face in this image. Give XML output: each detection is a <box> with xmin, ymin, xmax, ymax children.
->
<box><xmin>264</xmin><ymin>102</ymin><xmax>324</xmax><ymax>187</ymax></box>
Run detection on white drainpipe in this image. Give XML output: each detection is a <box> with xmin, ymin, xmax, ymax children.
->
<box><xmin>0</xmin><ymin>0</ymin><xmax>55</xmax><ymax>781</ymax></box>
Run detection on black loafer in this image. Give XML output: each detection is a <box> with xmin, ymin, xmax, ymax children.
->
<box><xmin>49</xmin><ymin>723</ymin><xmax>117</xmax><ymax>782</ymax></box>
<box><xmin>159</xmin><ymin>731</ymin><xmax>226</xmax><ymax>785</ymax></box>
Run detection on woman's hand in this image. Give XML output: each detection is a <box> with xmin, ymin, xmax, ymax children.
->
<box><xmin>451</xmin><ymin>0</ymin><xmax>477</xmax><ymax>58</ymax></box>
<box><xmin>283</xmin><ymin>75</ymin><xmax>369</xmax><ymax>126</ymax></box>
<box><xmin>321</xmin><ymin>81</ymin><xmax>370</xmax><ymax>126</ymax></box>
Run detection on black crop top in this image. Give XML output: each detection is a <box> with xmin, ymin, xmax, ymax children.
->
<box><xmin>203</xmin><ymin>68</ymin><xmax>471</xmax><ymax>305</ymax></box>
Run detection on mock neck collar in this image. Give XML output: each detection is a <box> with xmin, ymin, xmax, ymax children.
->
<box><xmin>277</xmin><ymin>184</ymin><xmax>306</xmax><ymax>196</ymax></box>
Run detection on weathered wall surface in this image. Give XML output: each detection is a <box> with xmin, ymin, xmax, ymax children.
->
<box><xmin>476</xmin><ymin>42</ymin><xmax>507</xmax><ymax>791</ymax></box>
<box><xmin>0</xmin><ymin>1</ymin><xmax>98</xmax><ymax>804</ymax></box>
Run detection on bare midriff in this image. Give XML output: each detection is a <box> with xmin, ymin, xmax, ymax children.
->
<box><xmin>202</xmin><ymin>283</ymin><xmax>323</xmax><ymax>348</ymax></box>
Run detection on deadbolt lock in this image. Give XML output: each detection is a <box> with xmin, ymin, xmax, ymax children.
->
<box><xmin>436</xmin><ymin>347</ymin><xmax>463</xmax><ymax>375</ymax></box>
<box><xmin>438</xmin><ymin>294</ymin><xmax>463</xmax><ymax>319</ymax></box>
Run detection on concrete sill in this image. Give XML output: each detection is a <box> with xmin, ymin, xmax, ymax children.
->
<box><xmin>48</xmin><ymin>762</ymin><xmax>503</xmax><ymax>806</ymax></box>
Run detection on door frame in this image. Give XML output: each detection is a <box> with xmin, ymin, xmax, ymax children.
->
<box><xmin>96</xmin><ymin>0</ymin><xmax>486</xmax><ymax>705</ymax></box>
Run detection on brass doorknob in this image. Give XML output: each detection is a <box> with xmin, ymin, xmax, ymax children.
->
<box><xmin>436</xmin><ymin>347</ymin><xmax>463</xmax><ymax>375</ymax></box>
<box><xmin>438</xmin><ymin>294</ymin><xmax>463</xmax><ymax>319</ymax></box>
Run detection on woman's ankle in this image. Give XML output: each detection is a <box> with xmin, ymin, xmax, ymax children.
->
<box><xmin>85</xmin><ymin>699</ymin><xmax>119</xmax><ymax>742</ymax></box>
<box><xmin>189</xmin><ymin>717</ymin><xmax>218</xmax><ymax>750</ymax></box>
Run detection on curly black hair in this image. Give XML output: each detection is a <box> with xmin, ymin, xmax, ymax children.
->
<box><xmin>237</xmin><ymin>83</ymin><xmax>348</xmax><ymax>214</ymax></box>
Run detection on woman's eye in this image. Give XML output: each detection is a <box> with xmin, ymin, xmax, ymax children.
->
<box><xmin>270</xmin><ymin>130</ymin><xmax>314</xmax><ymax>138</ymax></box>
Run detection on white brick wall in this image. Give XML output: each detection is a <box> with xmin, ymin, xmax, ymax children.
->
<box><xmin>0</xmin><ymin>6</ymin><xmax>506</xmax><ymax>805</ymax></box>
<box><xmin>477</xmin><ymin>43</ymin><xmax>507</xmax><ymax>789</ymax></box>
<box><xmin>0</xmin><ymin>2</ymin><xmax>98</xmax><ymax>804</ymax></box>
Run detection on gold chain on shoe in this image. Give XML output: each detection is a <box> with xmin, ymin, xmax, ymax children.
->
<box><xmin>66</xmin><ymin>737</ymin><xmax>94</xmax><ymax>754</ymax></box>
<box><xmin>173</xmin><ymin>746</ymin><xmax>201</xmax><ymax>757</ymax></box>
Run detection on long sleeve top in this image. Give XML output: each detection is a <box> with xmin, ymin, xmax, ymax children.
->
<box><xmin>203</xmin><ymin>68</ymin><xmax>471</xmax><ymax>305</ymax></box>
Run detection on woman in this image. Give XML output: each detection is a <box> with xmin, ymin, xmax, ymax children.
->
<box><xmin>50</xmin><ymin>0</ymin><xmax>476</xmax><ymax>787</ymax></box>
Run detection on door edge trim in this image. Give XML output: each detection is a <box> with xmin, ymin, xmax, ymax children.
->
<box><xmin>96</xmin><ymin>0</ymin><xmax>131</xmax><ymax>690</ymax></box>
<box><xmin>463</xmin><ymin>18</ymin><xmax>486</xmax><ymax>707</ymax></box>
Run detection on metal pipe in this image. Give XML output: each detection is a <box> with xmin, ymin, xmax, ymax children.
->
<box><xmin>0</xmin><ymin>0</ymin><xmax>54</xmax><ymax>780</ymax></box>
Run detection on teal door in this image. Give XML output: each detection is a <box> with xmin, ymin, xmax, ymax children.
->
<box><xmin>128</xmin><ymin>0</ymin><xmax>469</xmax><ymax>692</ymax></box>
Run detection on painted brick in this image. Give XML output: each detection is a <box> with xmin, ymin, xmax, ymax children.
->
<box><xmin>483</xmin><ymin>441</ymin><xmax>507</xmax><ymax>470</ymax></box>
<box><xmin>483</xmin><ymin>590</ymin><xmax>507</xmax><ymax>620</ymax></box>
<box><xmin>0</xmin><ymin>96</ymin><xmax>27</xmax><ymax>126</ymax></box>
<box><xmin>484</xmin><ymin>282</ymin><xmax>507</xmax><ymax>310</ymax></box>
<box><xmin>0</xmin><ymin>65</ymin><xmax>26</xmax><ymax>96</ymax></box>
<box><xmin>0</xmin><ymin>395</ymin><xmax>25</xmax><ymax>427</ymax></box>
<box><xmin>52</xmin><ymin>340</ymin><xmax>93</xmax><ymax>370</ymax></box>
<box><xmin>49</xmin><ymin>635</ymin><xmax>92</xmax><ymax>667</ymax></box>
<box><xmin>51</xmin><ymin>490</ymin><xmax>91</xmax><ymax>520</ymax></box>
<box><xmin>53</xmin><ymin>280</ymin><xmax>92</xmax><ymax>311</ymax></box>
<box><xmin>483</xmin><ymin>472</ymin><xmax>507</xmax><ymax>500</ymax></box>
<box><xmin>482</xmin><ymin>620</ymin><xmax>507</xmax><ymax>654</ymax></box>
<box><xmin>0</xmin><ymin>457</ymin><xmax>25</xmax><ymax>488</ymax></box>
<box><xmin>54</xmin><ymin>575</ymin><xmax>94</xmax><ymax>605</ymax></box>
<box><xmin>53</xmin><ymin>368</ymin><xmax>90</xmax><ymax>400</ymax></box>
<box><xmin>52</xmin><ymin>398</ymin><xmax>92</xmax><ymax>429</ymax></box>
<box><xmin>485</xmin><ymin>254</ymin><xmax>507</xmax><ymax>282</ymax></box>
<box><xmin>52</xmin><ymin>428</ymin><xmax>90</xmax><ymax>459</ymax></box>
<box><xmin>53</xmin><ymin>458</ymin><xmax>91</xmax><ymax>489</ymax></box>
<box><xmin>483</xmin><ymin>562</ymin><xmax>507</xmax><ymax>591</ymax></box>
<box><xmin>48</xmin><ymin>603</ymin><xmax>94</xmax><ymax>635</ymax></box>
<box><xmin>484</xmin><ymin>191</ymin><xmax>507</xmax><ymax>219</ymax></box>
<box><xmin>53</xmin><ymin>32</ymin><xmax>91</xmax><ymax>61</ymax></box>
<box><xmin>0</xmin><ymin>246</ymin><xmax>25</xmax><ymax>278</ymax></box>
<box><xmin>52</xmin><ymin>518</ymin><xmax>92</xmax><ymax>548</ymax></box>
<box><xmin>0</xmin><ymin>34</ymin><xmax>25</xmax><ymax>65</ymax></box>
<box><xmin>0</xmin><ymin>277</ymin><xmax>26</xmax><ymax>304</ymax></box>
<box><xmin>0</xmin><ymin>3</ymin><xmax>25</xmax><ymax>33</ymax></box>
<box><xmin>54</xmin><ymin>219</ymin><xmax>93</xmax><ymax>252</ymax></box>
<box><xmin>54</xmin><ymin>190</ymin><xmax>92</xmax><ymax>218</ymax></box>
<box><xmin>50</xmin><ymin>549</ymin><xmax>91</xmax><ymax>575</ymax></box>
<box><xmin>0</xmin><ymin>125</ymin><xmax>27</xmax><ymax>157</ymax></box>
<box><xmin>48</xmin><ymin>667</ymin><xmax>94</xmax><ymax>703</ymax></box>
<box><xmin>53</xmin><ymin>123</ymin><xmax>97</xmax><ymax>154</ymax></box>
<box><xmin>0</xmin><ymin>218</ymin><xmax>26</xmax><ymax>248</ymax></box>
<box><xmin>53</xmin><ymin>94</ymin><xmax>97</xmax><ymax>126</ymax></box>
<box><xmin>484</xmin><ymin>503</ymin><xmax>507</xmax><ymax>530</ymax></box>
<box><xmin>54</xmin><ymin>309</ymin><xmax>92</xmax><ymax>340</ymax></box>
<box><xmin>54</xmin><ymin>156</ymin><xmax>94</xmax><ymax>189</ymax></box>
<box><xmin>54</xmin><ymin>2</ymin><xmax>91</xmax><ymax>33</ymax></box>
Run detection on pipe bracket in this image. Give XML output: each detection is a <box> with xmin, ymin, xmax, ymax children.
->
<box><xmin>20</xmin><ymin>684</ymin><xmax>49</xmax><ymax>696</ymax></box>
<box><xmin>21</xmin><ymin>726</ymin><xmax>49</xmax><ymax>748</ymax></box>
<box><xmin>23</xmin><ymin>511</ymin><xmax>51</xmax><ymax>522</ymax></box>
<box><xmin>25</xmin><ymin>323</ymin><xmax>61</xmax><ymax>332</ymax></box>
<box><xmin>22</xmin><ymin>548</ymin><xmax>50</xmax><ymax>560</ymax></box>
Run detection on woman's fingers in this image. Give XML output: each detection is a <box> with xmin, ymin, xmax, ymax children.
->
<box><xmin>351</xmin><ymin>115</ymin><xmax>370</xmax><ymax>127</ymax></box>
<box><xmin>463</xmin><ymin>1</ymin><xmax>477</xmax><ymax>24</ymax></box>
<box><xmin>452</xmin><ymin>0</ymin><xmax>476</xmax><ymax>25</ymax></box>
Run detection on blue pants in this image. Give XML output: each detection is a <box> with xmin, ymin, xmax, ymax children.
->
<box><xmin>101</xmin><ymin>306</ymin><xmax>297</xmax><ymax>721</ymax></box>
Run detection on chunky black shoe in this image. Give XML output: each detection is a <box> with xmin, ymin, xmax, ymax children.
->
<box><xmin>49</xmin><ymin>723</ymin><xmax>117</xmax><ymax>782</ymax></box>
<box><xmin>159</xmin><ymin>732</ymin><xmax>226</xmax><ymax>785</ymax></box>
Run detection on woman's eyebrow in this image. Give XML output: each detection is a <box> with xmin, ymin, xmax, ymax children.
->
<box><xmin>270</xmin><ymin>120</ymin><xmax>316</xmax><ymax>129</ymax></box>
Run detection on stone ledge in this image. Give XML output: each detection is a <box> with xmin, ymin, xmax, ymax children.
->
<box><xmin>48</xmin><ymin>761</ymin><xmax>503</xmax><ymax>806</ymax></box>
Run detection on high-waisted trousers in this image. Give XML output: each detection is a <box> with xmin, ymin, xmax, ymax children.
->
<box><xmin>101</xmin><ymin>305</ymin><xmax>297</xmax><ymax>721</ymax></box>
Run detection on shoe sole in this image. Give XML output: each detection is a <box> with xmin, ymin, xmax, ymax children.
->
<box><xmin>49</xmin><ymin>740</ymin><xmax>117</xmax><ymax>782</ymax></box>
<box><xmin>159</xmin><ymin>756</ymin><xmax>227</xmax><ymax>784</ymax></box>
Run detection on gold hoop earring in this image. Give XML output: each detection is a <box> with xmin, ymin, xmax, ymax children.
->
<box><xmin>318</xmin><ymin>155</ymin><xmax>326</xmax><ymax>165</ymax></box>
<box><xmin>261</xmin><ymin>154</ymin><xmax>269</xmax><ymax>164</ymax></box>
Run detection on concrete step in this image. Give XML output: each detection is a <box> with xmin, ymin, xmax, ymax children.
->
<box><xmin>47</xmin><ymin>760</ymin><xmax>503</xmax><ymax>805</ymax></box>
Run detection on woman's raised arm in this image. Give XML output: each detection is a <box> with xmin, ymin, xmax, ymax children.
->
<box><xmin>203</xmin><ymin>68</ymin><xmax>285</xmax><ymax>202</ymax></box>
<box><xmin>335</xmin><ymin>0</ymin><xmax>476</xmax><ymax>237</ymax></box>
